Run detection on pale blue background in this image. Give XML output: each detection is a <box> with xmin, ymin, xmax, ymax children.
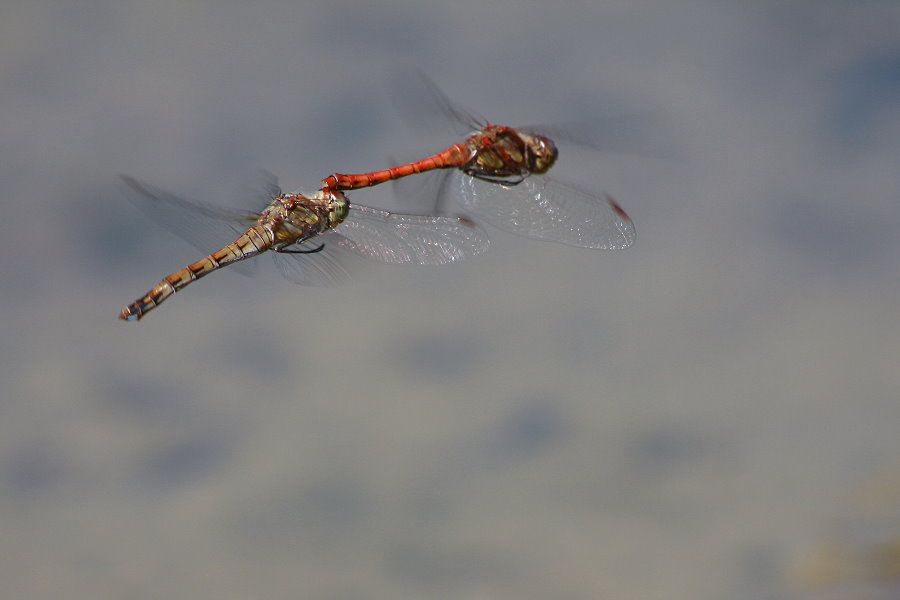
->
<box><xmin>1</xmin><ymin>1</ymin><xmax>899</xmax><ymax>598</ymax></box>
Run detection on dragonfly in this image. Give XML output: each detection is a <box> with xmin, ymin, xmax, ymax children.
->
<box><xmin>118</xmin><ymin>174</ymin><xmax>489</xmax><ymax>321</ymax></box>
<box><xmin>321</xmin><ymin>74</ymin><xmax>636</xmax><ymax>250</ymax></box>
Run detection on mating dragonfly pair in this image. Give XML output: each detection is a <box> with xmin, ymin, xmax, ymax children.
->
<box><xmin>119</xmin><ymin>78</ymin><xmax>636</xmax><ymax>321</ymax></box>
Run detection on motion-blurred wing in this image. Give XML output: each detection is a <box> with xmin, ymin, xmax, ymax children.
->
<box><xmin>120</xmin><ymin>174</ymin><xmax>279</xmax><ymax>276</ymax></box>
<box><xmin>390</xmin><ymin>70</ymin><xmax>485</xmax><ymax>137</ymax></box>
<box><xmin>270</xmin><ymin>234</ymin><xmax>358</xmax><ymax>287</ymax></box>
<box><xmin>454</xmin><ymin>173</ymin><xmax>635</xmax><ymax>249</ymax></box>
<box><xmin>333</xmin><ymin>204</ymin><xmax>490</xmax><ymax>265</ymax></box>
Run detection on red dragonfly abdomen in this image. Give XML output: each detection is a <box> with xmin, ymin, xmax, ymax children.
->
<box><xmin>119</xmin><ymin>226</ymin><xmax>272</xmax><ymax>321</ymax></box>
<box><xmin>322</xmin><ymin>143</ymin><xmax>471</xmax><ymax>191</ymax></box>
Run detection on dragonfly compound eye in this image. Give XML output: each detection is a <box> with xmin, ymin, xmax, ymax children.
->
<box><xmin>526</xmin><ymin>134</ymin><xmax>558</xmax><ymax>174</ymax></box>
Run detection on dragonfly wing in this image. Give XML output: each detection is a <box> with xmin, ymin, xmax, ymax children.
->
<box><xmin>245</xmin><ymin>169</ymin><xmax>284</xmax><ymax>205</ymax></box>
<box><xmin>518</xmin><ymin>112</ymin><xmax>676</xmax><ymax>159</ymax></box>
<box><xmin>270</xmin><ymin>234</ymin><xmax>358</xmax><ymax>286</ymax></box>
<box><xmin>453</xmin><ymin>173</ymin><xmax>635</xmax><ymax>249</ymax></box>
<box><xmin>390</xmin><ymin>70</ymin><xmax>485</xmax><ymax>137</ymax></box>
<box><xmin>120</xmin><ymin>175</ymin><xmax>279</xmax><ymax>276</ymax></box>
<box><xmin>391</xmin><ymin>167</ymin><xmax>457</xmax><ymax>215</ymax></box>
<box><xmin>332</xmin><ymin>204</ymin><xmax>490</xmax><ymax>265</ymax></box>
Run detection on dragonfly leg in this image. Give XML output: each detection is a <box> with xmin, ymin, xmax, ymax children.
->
<box><xmin>277</xmin><ymin>243</ymin><xmax>325</xmax><ymax>254</ymax></box>
<box><xmin>470</xmin><ymin>172</ymin><xmax>525</xmax><ymax>186</ymax></box>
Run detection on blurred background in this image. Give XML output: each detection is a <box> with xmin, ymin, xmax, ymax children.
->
<box><xmin>1</xmin><ymin>1</ymin><xmax>898</xmax><ymax>599</ymax></box>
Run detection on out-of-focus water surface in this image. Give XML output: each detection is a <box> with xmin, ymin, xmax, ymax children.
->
<box><xmin>1</xmin><ymin>1</ymin><xmax>898</xmax><ymax>598</ymax></box>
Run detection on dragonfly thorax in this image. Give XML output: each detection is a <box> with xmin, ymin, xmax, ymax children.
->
<box><xmin>263</xmin><ymin>191</ymin><xmax>349</xmax><ymax>248</ymax></box>
<box><xmin>464</xmin><ymin>126</ymin><xmax>557</xmax><ymax>179</ymax></box>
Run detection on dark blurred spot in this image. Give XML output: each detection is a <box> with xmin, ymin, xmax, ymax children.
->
<box><xmin>828</xmin><ymin>52</ymin><xmax>900</xmax><ymax>149</ymax></box>
<box><xmin>4</xmin><ymin>443</ymin><xmax>65</xmax><ymax>495</ymax></box>
<box><xmin>772</xmin><ymin>196</ymin><xmax>891</xmax><ymax>270</ymax></box>
<box><xmin>626</xmin><ymin>427</ymin><xmax>709</xmax><ymax>474</ymax></box>
<box><xmin>399</xmin><ymin>333</ymin><xmax>483</xmax><ymax>380</ymax></box>
<box><xmin>139</xmin><ymin>432</ymin><xmax>232</xmax><ymax>489</ymax></box>
<box><xmin>483</xmin><ymin>398</ymin><xmax>568</xmax><ymax>462</ymax></box>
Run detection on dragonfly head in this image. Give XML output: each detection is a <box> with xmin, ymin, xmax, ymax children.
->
<box><xmin>524</xmin><ymin>133</ymin><xmax>558</xmax><ymax>174</ymax></box>
<box><xmin>324</xmin><ymin>189</ymin><xmax>350</xmax><ymax>228</ymax></box>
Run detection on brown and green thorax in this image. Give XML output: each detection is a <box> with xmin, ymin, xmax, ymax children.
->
<box><xmin>260</xmin><ymin>189</ymin><xmax>350</xmax><ymax>250</ymax></box>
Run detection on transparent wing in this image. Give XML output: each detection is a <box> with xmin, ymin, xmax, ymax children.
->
<box><xmin>518</xmin><ymin>111</ymin><xmax>676</xmax><ymax>160</ymax></box>
<box><xmin>452</xmin><ymin>173</ymin><xmax>635</xmax><ymax>249</ymax></box>
<box><xmin>241</xmin><ymin>169</ymin><xmax>284</xmax><ymax>206</ymax></box>
<box><xmin>390</xmin><ymin>69</ymin><xmax>485</xmax><ymax>137</ymax></box>
<box><xmin>119</xmin><ymin>175</ymin><xmax>273</xmax><ymax>276</ymax></box>
<box><xmin>332</xmin><ymin>204</ymin><xmax>490</xmax><ymax>265</ymax></box>
<box><xmin>269</xmin><ymin>205</ymin><xmax>489</xmax><ymax>285</ymax></box>
<box><xmin>270</xmin><ymin>234</ymin><xmax>359</xmax><ymax>287</ymax></box>
<box><xmin>391</xmin><ymin>166</ymin><xmax>455</xmax><ymax>215</ymax></box>
<box><xmin>385</xmin><ymin>72</ymin><xmax>642</xmax><ymax>250</ymax></box>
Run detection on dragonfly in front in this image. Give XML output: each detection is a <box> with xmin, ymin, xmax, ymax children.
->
<box><xmin>321</xmin><ymin>74</ymin><xmax>636</xmax><ymax>250</ymax></box>
<box><xmin>118</xmin><ymin>174</ymin><xmax>489</xmax><ymax>321</ymax></box>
